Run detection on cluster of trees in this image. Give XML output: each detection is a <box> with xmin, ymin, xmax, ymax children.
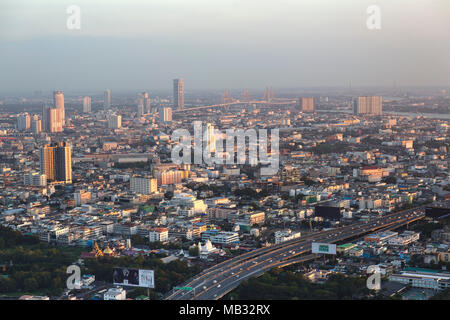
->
<box><xmin>0</xmin><ymin>226</ymin><xmax>40</xmax><ymax>249</ymax></box>
<box><xmin>185</xmin><ymin>182</ymin><xmax>232</xmax><ymax>197</ymax></box>
<box><xmin>430</xmin><ymin>288</ymin><xmax>450</xmax><ymax>300</ymax></box>
<box><xmin>234</xmin><ymin>187</ymin><xmax>268</xmax><ymax>199</ymax></box>
<box><xmin>310</xmin><ymin>142</ymin><xmax>350</xmax><ymax>154</ymax></box>
<box><xmin>226</xmin><ymin>268</ymin><xmax>370</xmax><ymax>300</ymax></box>
<box><xmin>411</xmin><ymin>220</ymin><xmax>448</xmax><ymax>238</ymax></box>
<box><xmin>0</xmin><ymin>226</ymin><xmax>82</xmax><ymax>296</ymax></box>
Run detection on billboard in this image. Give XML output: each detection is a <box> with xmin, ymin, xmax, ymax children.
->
<box><xmin>113</xmin><ymin>268</ymin><xmax>154</xmax><ymax>288</ymax></box>
<box><xmin>312</xmin><ymin>242</ymin><xmax>337</xmax><ymax>255</ymax></box>
<box><xmin>315</xmin><ymin>206</ymin><xmax>341</xmax><ymax>220</ymax></box>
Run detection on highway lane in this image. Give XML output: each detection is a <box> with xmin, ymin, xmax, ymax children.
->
<box><xmin>166</xmin><ymin>207</ymin><xmax>425</xmax><ymax>300</ymax></box>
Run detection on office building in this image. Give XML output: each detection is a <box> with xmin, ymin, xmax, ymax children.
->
<box><xmin>353</xmin><ymin>96</ymin><xmax>383</xmax><ymax>115</ymax></box>
<box><xmin>130</xmin><ymin>177</ymin><xmax>157</xmax><ymax>195</ymax></box>
<box><xmin>108</xmin><ymin>114</ymin><xmax>122</xmax><ymax>129</ymax></box>
<box><xmin>389</xmin><ymin>269</ymin><xmax>450</xmax><ymax>291</ymax></box>
<box><xmin>17</xmin><ymin>113</ymin><xmax>31</xmax><ymax>131</ymax></box>
<box><xmin>104</xmin><ymin>89</ymin><xmax>111</xmax><ymax>109</ymax></box>
<box><xmin>83</xmin><ymin>96</ymin><xmax>91</xmax><ymax>113</ymax></box>
<box><xmin>300</xmin><ymin>97</ymin><xmax>315</xmax><ymax>112</ymax></box>
<box><xmin>202</xmin><ymin>231</ymin><xmax>239</xmax><ymax>245</ymax></box>
<box><xmin>139</xmin><ymin>92</ymin><xmax>151</xmax><ymax>114</ymax></box>
<box><xmin>173</xmin><ymin>78</ymin><xmax>184</xmax><ymax>110</ymax></box>
<box><xmin>40</xmin><ymin>142</ymin><xmax>72</xmax><ymax>184</ymax></box>
<box><xmin>23</xmin><ymin>172</ymin><xmax>47</xmax><ymax>186</ymax></box>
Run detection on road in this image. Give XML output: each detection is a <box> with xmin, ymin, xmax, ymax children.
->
<box><xmin>165</xmin><ymin>206</ymin><xmax>425</xmax><ymax>300</ymax></box>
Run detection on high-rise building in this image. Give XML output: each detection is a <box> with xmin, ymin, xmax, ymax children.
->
<box><xmin>31</xmin><ymin>115</ymin><xmax>42</xmax><ymax>134</ymax></box>
<box><xmin>108</xmin><ymin>114</ymin><xmax>122</xmax><ymax>129</ymax></box>
<box><xmin>300</xmin><ymin>97</ymin><xmax>315</xmax><ymax>112</ymax></box>
<box><xmin>53</xmin><ymin>91</ymin><xmax>65</xmax><ymax>126</ymax></box>
<box><xmin>17</xmin><ymin>113</ymin><xmax>31</xmax><ymax>131</ymax></box>
<box><xmin>138</xmin><ymin>92</ymin><xmax>151</xmax><ymax>114</ymax></box>
<box><xmin>42</xmin><ymin>105</ymin><xmax>63</xmax><ymax>133</ymax></box>
<box><xmin>130</xmin><ymin>177</ymin><xmax>157</xmax><ymax>195</ymax></box>
<box><xmin>104</xmin><ymin>89</ymin><xmax>111</xmax><ymax>109</ymax></box>
<box><xmin>173</xmin><ymin>78</ymin><xmax>184</xmax><ymax>110</ymax></box>
<box><xmin>159</xmin><ymin>107</ymin><xmax>172</xmax><ymax>124</ymax></box>
<box><xmin>353</xmin><ymin>96</ymin><xmax>383</xmax><ymax>115</ymax></box>
<box><xmin>40</xmin><ymin>142</ymin><xmax>72</xmax><ymax>184</ymax></box>
<box><xmin>205</xmin><ymin>123</ymin><xmax>216</xmax><ymax>153</ymax></box>
<box><xmin>83</xmin><ymin>96</ymin><xmax>91</xmax><ymax>113</ymax></box>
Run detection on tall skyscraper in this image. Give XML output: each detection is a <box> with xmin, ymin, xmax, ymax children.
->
<box><xmin>300</xmin><ymin>97</ymin><xmax>315</xmax><ymax>112</ymax></box>
<box><xmin>42</xmin><ymin>105</ymin><xmax>63</xmax><ymax>133</ymax></box>
<box><xmin>353</xmin><ymin>96</ymin><xmax>383</xmax><ymax>115</ymax></box>
<box><xmin>53</xmin><ymin>91</ymin><xmax>65</xmax><ymax>126</ymax></box>
<box><xmin>173</xmin><ymin>79</ymin><xmax>184</xmax><ymax>110</ymax></box>
<box><xmin>139</xmin><ymin>92</ymin><xmax>151</xmax><ymax>114</ymax></box>
<box><xmin>17</xmin><ymin>113</ymin><xmax>31</xmax><ymax>131</ymax></box>
<box><xmin>40</xmin><ymin>142</ymin><xmax>72</xmax><ymax>184</ymax></box>
<box><xmin>159</xmin><ymin>107</ymin><xmax>172</xmax><ymax>124</ymax></box>
<box><xmin>205</xmin><ymin>123</ymin><xmax>216</xmax><ymax>154</ymax></box>
<box><xmin>104</xmin><ymin>89</ymin><xmax>111</xmax><ymax>109</ymax></box>
<box><xmin>83</xmin><ymin>96</ymin><xmax>91</xmax><ymax>113</ymax></box>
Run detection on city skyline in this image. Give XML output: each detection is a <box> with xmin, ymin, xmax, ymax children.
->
<box><xmin>0</xmin><ymin>0</ymin><xmax>449</xmax><ymax>306</ymax></box>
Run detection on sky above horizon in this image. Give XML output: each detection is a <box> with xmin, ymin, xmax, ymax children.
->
<box><xmin>0</xmin><ymin>0</ymin><xmax>449</xmax><ymax>94</ymax></box>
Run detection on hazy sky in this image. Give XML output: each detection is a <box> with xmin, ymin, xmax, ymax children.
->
<box><xmin>0</xmin><ymin>0</ymin><xmax>449</xmax><ymax>93</ymax></box>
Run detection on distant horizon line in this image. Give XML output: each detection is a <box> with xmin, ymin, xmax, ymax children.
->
<box><xmin>1</xmin><ymin>84</ymin><xmax>449</xmax><ymax>97</ymax></box>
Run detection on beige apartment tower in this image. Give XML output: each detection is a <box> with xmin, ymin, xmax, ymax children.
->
<box><xmin>300</xmin><ymin>97</ymin><xmax>315</xmax><ymax>112</ymax></box>
<box><xmin>53</xmin><ymin>91</ymin><xmax>65</xmax><ymax>125</ymax></box>
<box><xmin>42</xmin><ymin>105</ymin><xmax>63</xmax><ymax>133</ymax></box>
<box><xmin>353</xmin><ymin>96</ymin><xmax>383</xmax><ymax>115</ymax></box>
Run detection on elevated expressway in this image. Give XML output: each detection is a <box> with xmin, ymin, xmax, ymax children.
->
<box><xmin>165</xmin><ymin>207</ymin><xmax>425</xmax><ymax>300</ymax></box>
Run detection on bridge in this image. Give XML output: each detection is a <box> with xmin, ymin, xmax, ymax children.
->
<box><xmin>172</xmin><ymin>99</ymin><xmax>298</xmax><ymax>114</ymax></box>
<box><xmin>165</xmin><ymin>206</ymin><xmax>425</xmax><ymax>300</ymax></box>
